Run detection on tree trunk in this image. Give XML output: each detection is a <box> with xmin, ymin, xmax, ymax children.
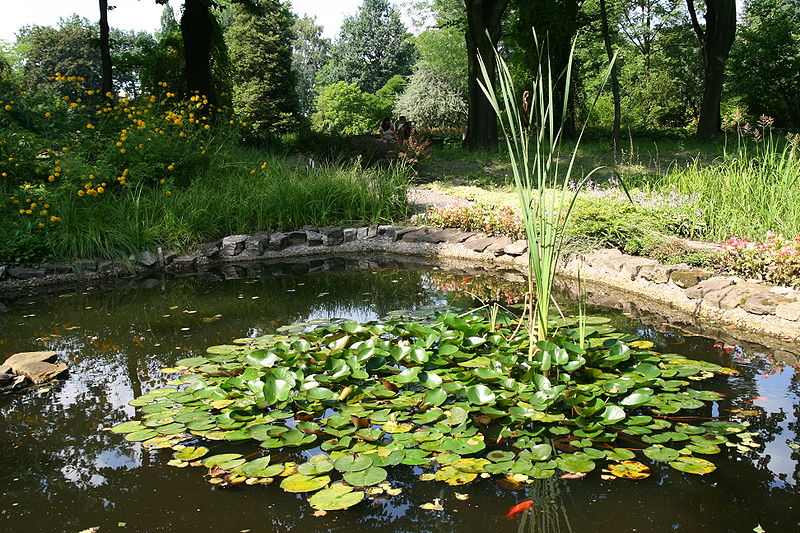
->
<box><xmin>463</xmin><ymin>0</ymin><xmax>508</xmax><ymax>150</ymax></box>
<box><xmin>599</xmin><ymin>0</ymin><xmax>621</xmax><ymax>152</ymax></box>
<box><xmin>181</xmin><ymin>0</ymin><xmax>214</xmax><ymax>101</ymax></box>
<box><xmin>99</xmin><ymin>0</ymin><xmax>113</xmax><ymax>100</ymax></box>
<box><xmin>687</xmin><ymin>0</ymin><xmax>736</xmax><ymax>140</ymax></box>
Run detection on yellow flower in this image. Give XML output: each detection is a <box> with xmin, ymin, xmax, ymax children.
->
<box><xmin>3</xmin><ymin>105</ymin><xmax>11</xmax><ymax>111</ymax></box>
<box><xmin>250</xmin><ymin>169</ymin><xmax>256</xmax><ymax>175</ymax></box>
<box><xmin>25</xmin><ymin>209</ymin><xmax>32</xmax><ymax>214</ymax></box>
<box><xmin>167</xmin><ymin>164</ymin><xmax>174</xmax><ymax>171</ymax></box>
<box><xmin>18</xmin><ymin>209</ymin><xmax>25</xmax><ymax>214</ymax></box>
<box><xmin>37</xmin><ymin>223</ymin><xmax>45</xmax><ymax>228</ymax></box>
<box><xmin>45</xmin><ymin>112</ymin><xmax>51</xmax><ymax>117</ymax></box>
<box><xmin>120</xmin><ymin>148</ymin><xmax>126</xmax><ymax>153</ymax></box>
<box><xmin>97</xmin><ymin>186</ymin><xmax>104</xmax><ymax>193</ymax></box>
<box><xmin>50</xmin><ymin>215</ymin><xmax>61</xmax><ymax>223</ymax></box>
<box><xmin>48</xmin><ymin>175</ymin><xmax>55</xmax><ymax>182</ymax></box>
<box><xmin>204</xmin><ymin>124</ymin><xmax>210</xmax><ymax>130</ymax></box>
<box><xmin>159</xmin><ymin>179</ymin><xmax>166</xmax><ymax>184</ymax></box>
<box><xmin>61</xmin><ymin>147</ymin><xmax>69</xmax><ymax>152</ymax></box>
<box><xmin>165</xmin><ymin>190</ymin><xmax>172</xmax><ymax>196</ymax></box>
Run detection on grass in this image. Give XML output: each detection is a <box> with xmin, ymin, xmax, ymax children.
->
<box><xmin>2</xmin><ymin>148</ymin><xmax>411</xmax><ymax>264</ymax></box>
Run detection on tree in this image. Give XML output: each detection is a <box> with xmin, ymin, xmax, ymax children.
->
<box><xmin>394</xmin><ymin>67</ymin><xmax>468</xmax><ymax>127</ymax></box>
<box><xmin>17</xmin><ymin>16</ymin><xmax>103</xmax><ymax>92</ymax></box>
<box><xmin>599</xmin><ymin>0</ymin><xmax>621</xmax><ymax>148</ymax></box>
<box><xmin>686</xmin><ymin>0</ymin><xmax>736</xmax><ymax>139</ymax></box>
<box><xmin>319</xmin><ymin>0</ymin><xmax>415</xmax><ymax>94</ymax></box>
<box><xmin>463</xmin><ymin>0</ymin><xmax>508</xmax><ymax>150</ymax></box>
<box><xmin>310</xmin><ymin>81</ymin><xmax>389</xmax><ymax>135</ymax></box>
<box><xmin>292</xmin><ymin>16</ymin><xmax>330</xmax><ymax>116</ymax></box>
<box><xmin>98</xmin><ymin>0</ymin><xmax>113</xmax><ymax>99</ymax></box>
<box><xmin>729</xmin><ymin>0</ymin><xmax>800</xmax><ymax>127</ymax></box>
<box><xmin>227</xmin><ymin>0</ymin><xmax>299</xmax><ymax>134</ymax></box>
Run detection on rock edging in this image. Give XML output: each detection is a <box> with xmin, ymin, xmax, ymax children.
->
<box><xmin>1</xmin><ymin>225</ymin><xmax>800</xmax><ymax>343</ymax></box>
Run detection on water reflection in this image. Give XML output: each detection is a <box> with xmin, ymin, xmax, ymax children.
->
<box><xmin>0</xmin><ymin>261</ymin><xmax>798</xmax><ymax>532</ymax></box>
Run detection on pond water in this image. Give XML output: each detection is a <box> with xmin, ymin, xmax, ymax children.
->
<box><xmin>1</xmin><ymin>259</ymin><xmax>798</xmax><ymax>533</ymax></box>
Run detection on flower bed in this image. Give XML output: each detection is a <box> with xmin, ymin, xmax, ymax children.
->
<box><xmin>716</xmin><ymin>231</ymin><xmax>800</xmax><ymax>288</ymax></box>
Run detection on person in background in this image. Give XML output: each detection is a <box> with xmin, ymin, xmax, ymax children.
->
<box><xmin>378</xmin><ymin>117</ymin><xmax>396</xmax><ymax>141</ymax></box>
<box><xmin>394</xmin><ymin>115</ymin><xmax>407</xmax><ymax>137</ymax></box>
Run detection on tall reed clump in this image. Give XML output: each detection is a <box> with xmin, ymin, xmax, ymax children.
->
<box><xmin>663</xmin><ymin>119</ymin><xmax>800</xmax><ymax>241</ymax></box>
<box><xmin>477</xmin><ymin>35</ymin><xmax>613</xmax><ymax>344</ymax></box>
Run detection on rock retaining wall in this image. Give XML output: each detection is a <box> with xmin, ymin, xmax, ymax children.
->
<box><xmin>2</xmin><ymin>224</ymin><xmax>800</xmax><ymax>344</ymax></box>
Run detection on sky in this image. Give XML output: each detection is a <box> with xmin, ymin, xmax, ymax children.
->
<box><xmin>0</xmin><ymin>0</ymin><xmax>412</xmax><ymax>44</ymax></box>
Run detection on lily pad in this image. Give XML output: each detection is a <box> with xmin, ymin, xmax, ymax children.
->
<box><xmin>309</xmin><ymin>483</ymin><xmax>365</xmax><ymax>511</ymax></box>
<box><xmin>669</xmin><ymin>456</ymin><xmax>717</xmax><ymax>475</ymax></box>
<box><xmin>606</xmin><ymin>461</ymin><xmax>650</xmax><ymax>479</ymax></box>
<box><xmin>280</xmin><ymin>473</ymin><xmax>331</xmax><ymax>493</ymax></box>
<box><xmin>343</xmin><ymin>466</ymin><xmax>388</xmax><ymax>486</ymax></box>
<box><xmin>334</xmin><ymin>454</ymin><xmax>374</xmax><ymax>473</ymax></box>
<box><xmin>173</xmin><ymin>446</ymin><xmax>209</xmax><ymax>461</ymax></box>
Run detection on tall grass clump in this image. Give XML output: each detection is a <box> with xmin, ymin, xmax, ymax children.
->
<box><xmin>664</xmin><ymin>120</ymin><xmax>800</xmax><ymax>241</ymax></box>
<box><xmin>47</xmin><ymin>153</ymin><xmax>411</xmax><ymax>261</ymax></box>
<box><xmin>477</xmin><ymin>34</ymin><xmax>614</xmax><ymax>343</ymax></box>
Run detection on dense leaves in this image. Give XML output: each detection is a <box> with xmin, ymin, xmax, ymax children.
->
<box><xmin>112</xmin><ymin>308</ymin><xmax>757</xmax><ymax>511</ymax></box>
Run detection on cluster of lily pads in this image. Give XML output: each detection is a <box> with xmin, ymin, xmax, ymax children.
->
<box><xmin>111</xmin><ymin>308</ymin><xmax>759</xmax><ymax>511</ymax></box>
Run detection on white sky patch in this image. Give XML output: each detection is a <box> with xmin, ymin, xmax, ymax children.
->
<box><xmin>0</xmin><ymin>0</ymin><xmax>417</xmax><ymax>44</ymax></box>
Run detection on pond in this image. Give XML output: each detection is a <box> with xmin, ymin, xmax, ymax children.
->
<box><xmin>1</xmin><ymin>258</ymin><xmax>798</xmax><ymax>532</ymax></box>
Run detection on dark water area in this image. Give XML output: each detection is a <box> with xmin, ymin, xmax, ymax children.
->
<box><xmin>0</xmin><ymin>261</ymin><xmax>798</xmax><ymax>533</ymax></box>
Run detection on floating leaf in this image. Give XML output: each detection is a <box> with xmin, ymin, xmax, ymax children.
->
<box><xmin>111</xmin><ymin>421</ymin><xmax>145</xmax><ymax>434</ymax></box>
<box><xmin>334</xmin><ymin>454</ymin><xmax>374</xmax><ymax>473</ymax></box>
<box><xmin>606</xmin><ymin>461</ymin><xmax>650</xmax><ymax>479</ymax></box>
<box><xmin>669</xmin><ymin>456</ymin><xmax>717</xmax><ymax>475</ymax></box>
<box><xmin>280</xmin><ymin>473</ymin><xmax>331</xmax><ymax>493</ymax></box>
<box><xmin>343</xmin><ymin>466</ymin><xmax>387</xmax><ymax>487</ymax></box>
<box><xmin>309</xmin><ymin>483</ymin><xmax>365</xmax><ymax>511</ymax></box>
<box><xmin>173</xmin><ymin>446</ymin><xmax>209</xmax><ymax>461</ymax></box>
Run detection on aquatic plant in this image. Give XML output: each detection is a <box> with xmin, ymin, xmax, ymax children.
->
<box><xmin>111</xmin><ymin>308</ymin><xmax>757</xmax><ymax>511</ymax></box>
<box><xmin>476</xmin><ymin>35</ymin><xmax>615</xmax><ymax>343</ymax></box>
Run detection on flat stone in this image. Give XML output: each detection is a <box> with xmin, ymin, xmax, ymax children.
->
<box><xmin>267</xmin><ymin>233</ymin><xmax>288</xmax><ymax>251</ymax></box>
<box><xmin>0</xmin><ymin>265</ymin><xmax>6</xmax><ymax>280</ymax></box>
<box><xmin>670</xmin><ymin>269</ymin><xmax>712</xmax><ymax>289</ymax></box>
<box><xmin>486</xmin><ymin>236</ymin><xmax>514</xmax><ymax>256</ymax></box>
<box><xmin>245</xmin><ymin>232</ymin><xmax>270</xmax><ymax>255</ymax></box>
<box><xmin>585</xmin><ymin>248</ymin><xmax>625</xmax><ymax>274</ymax></box>
<box><xmin>385</xmin><ymin>226</ymin><xmax>417</xmax><ymax>241</ymax></box>
<box><xmin>224</xmin><ymin>265</ymin><xmax>248</xmax><ymax>279</ymax></box>
<box><xmin>356</xmin><ymin>227</ymin><xmax>370</xmax><ymax>240</ymax></box>
<box><xmin>222</xmin><ymin>234</ymin><xmax>249</xmax><ymax>256</ymax></box>
<box><xmin>98</xmin><ymin>261</ymin><xmax>126</xmax><ymax>273</ymax></box>
<box><xmin>378</xmin><ymin>225</ymin><xmax>405</xmax><ymax>237</ymax></box>
<box><xmin>14</xmin><ymin>361</ymin><xmax>68</xmax><ymax>385</ymax></box>
<box><xmin>287</xmin><ymin>231</ymin><xmax>307</xmax><ymax>245</ymax></box>
<box><xmin>138</xmin><ymin>251</ymin><xmax>158</xmax><ymax>268</ymax></box>
<box><xmin>1</xmin><ymin>351</ymin><xmax>57</xmax><ymax>374</ymax></box>
<box><xmin>402</xmin><ymin>228</ymin><xmax>434</xmax><ymax>243</ymax></box>
<box><xmin>685</xmin><ymin>278</ymin><xmax>736</xmax><ymax>300</ymax></box>
<box><xmin>638</xmin><ymin>263</ymin><xmax>687</xmax><ymax>284</ymax></box>
<box><xmin>619</xmin><ymin>257</ymin><xmax>659</xmax><ymax>281</ymax></box>
<box><xmin>776</xmin><ymin>301</ymin><xmax>800</xmax><ymax>321</ymax></box>
<box><xmin>72</xmin><ymin>259</ymin><xmax>97</xmax><ymax>272</ymax></box>
<box><xmin>320</xmin><ymin>226</ymin><xmax>344</xmax><ymax>246</ymax></box>
<box><xmin>171</xmin><ymin>254</ymin><xmax>199</xmax><ymax>268</ymax></box>
<box><xmin>41</xmin><ymin>263</ymin><xmax>72</xmax><ymax>274</ymax></box>
<box><xmin>462</xmin><ymin>235</ymin><xmax>495</xmax><ymax>253</ymax></box>
<box><xmin>714</xmin><ymin>284</ymin><xmax>764</xmax><ymax>310</ymax></box>
<box><xmin>343</xmin><ymin>228</ymin><xmax>357</xmax><ymax>242</ymax></box>
<box><xmin>306</xmin><ymin>230</ymin><xmax>323</xmax><ymax>246</ymax></box>
<box><xmin>7</xmin><ymin>266</ymin><xmax>46</xmax><ymax>280</ymax></box>
<box><xmin>422</xmin><ymin>228</ymin><xmax>472</xmax><ymax>244</ymax></box>
<box><xmin>742</xmin><ymin>292</ymin><xmax>789</xmax><ymax>315</ymax></box>
<box><xmin>504</xmin><ymin>240</ymin><xmax>528</xmax><ymax>256</ymax></box>
<box><xmin>200</xmin><ymin>239</ymin><xmax>222</xmax><ymax>258</ymax></box>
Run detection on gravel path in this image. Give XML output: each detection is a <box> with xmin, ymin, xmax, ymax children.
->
<box><xmin>407</xmin><ymin>186</ymin><xmax>471</xmax><ymax>213</ymax></box>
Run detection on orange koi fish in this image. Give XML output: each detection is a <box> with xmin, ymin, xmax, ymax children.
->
<box><xmin>504</xmin><ymin>500</ymin><xmax>534</xmax><ymax>519</ymax></box>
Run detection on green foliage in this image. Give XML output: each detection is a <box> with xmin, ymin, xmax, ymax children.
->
<box><xmin>111</xmin><ymin>309</ymin><xmax>752</xmax><ymax>509</ymax></box>
<box><xmin>311</xmin><ymin>82</ymin><xmax>389</xmax><ymax>136</ymax></box>
<box><xmin>319</xmin><ymin>0</ymin><xmax>416</xmax><ymax>93</ymax></box>
<box><xmin>394</xmin><ymin>67</ymin><xmax>467</xmax><ymax>128</ymax></box>
<box><xmin>292</xmin><ymin>16</ymin><xmax>331</xmax><ymax>116</ymax></box>
<box><xmin>227</xmin><ymin>0</ymin><xmax>300</xmax><ymax>135</ymax></box>
<box><xmin>728</xmin><ymin>0</ymin><xmax>800</xmax><ymax>127</ymax></box>
<box><xmin>663</xmin><ymin>128</ymin><xmax>800</xmax><ymax>240</ymax></box>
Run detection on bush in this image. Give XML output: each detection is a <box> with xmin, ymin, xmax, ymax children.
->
<box><xmin>310</xmin><ymin>82</ymin><xmax>389</xmax><ymax>136</ymax></box>
<box><xmin>716</xmin><ymin>231</ymin><xmax>800</xmax><ymax>287</ymax></box>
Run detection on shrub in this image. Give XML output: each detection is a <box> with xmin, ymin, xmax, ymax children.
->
<box><xmin>716</xmin><ymin>231</ymin><xmax>800</xmax><ymax>287</ymax></box>
<box><xmin>423</xmin><ymin>204</ymin><xmax>524</xmax><ymax>240</ymax></box>
<box><xmin>310</xmin><ymin>82</ymin><xmax>388</xmax><ymax>136</ymax></box>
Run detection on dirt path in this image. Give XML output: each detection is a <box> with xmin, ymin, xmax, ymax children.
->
<box><xmin>407</xmin><ymin>186</ymin><xmax>472</xmax><ymax>213</ymax></box>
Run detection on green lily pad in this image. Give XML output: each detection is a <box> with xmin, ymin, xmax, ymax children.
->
<box><xmin>111</xmin><ymin>421</ymin><xmax>145</xmax><ymax>434</ymax></box>
<box><xmin>124</xmin><ymin>429</ymin><xmax>158</xmax><ymax>442</ymax></box>
<box><xmin>466</xmin><ymin>384</ymin><xmax>496</xmax><ymax>405</ymax></box>
<box><xmin>434</xmin><ymin>466</ymin><xmax>477</xmax><ymax>486</ymax></box>
<box><xmin>309</xmin><ymin>483</ymin><xmax>365</xmax><ymax>511</ymax></box>
<box><xmin>556</xmin><ymin>454</ymin><xmax>595</xmax><ymax>473</ymax></box>
<box><xmin>334</xmin><ymin>454</ymin><xmax>374</xmax><ymax>473</ymax></box>
<box><xmin>343</xmin><ymin>466</ymin><xmax>388</xmax><ymax>486</ymax></box>
<box><xmin>669</xmin><ymin>456</ymin><xmax>717</xmax><ymax>475</ymax></box>
<box><xmin>298</xmin><ymin>460</ymin><xmax>334</xmax><ymax>476</ymax></box>
<box><xmin>173</xmin><ymin>446</ymin><xmax>209</xmax><ymax>461</ymax></box>
<box><xmin>202</xmin><ymin>454</ymin><xmax>244</xmax><ymax>468</ymax></box>
<box><xmin>486</xmin><ymin>450</ymin><xmax>516</xmax><ymax>463</ymax></box>
<box><xmin>280</xmin><ymin>473</ymin><xmax>331</xmax><ymax>493</ymax></box>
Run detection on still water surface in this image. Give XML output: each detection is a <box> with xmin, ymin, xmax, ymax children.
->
<box><xmin>1</xmin><ymin>260</ymin><xmax>798</xmax><ymax>532</ymax></box>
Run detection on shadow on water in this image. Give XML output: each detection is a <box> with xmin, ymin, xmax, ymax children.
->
<box><xmin>0</xmin><ymin>257</ymin><xmax>798</xmax><ymax>532</ymax></box>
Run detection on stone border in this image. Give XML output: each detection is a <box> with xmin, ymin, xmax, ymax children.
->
<box><xmin>2</xmin><ymin>224</ymin><xmax>800</xmax><ymax>345</ymax></box>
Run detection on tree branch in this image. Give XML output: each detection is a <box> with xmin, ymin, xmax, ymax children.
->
<box><xmin>686</xmin><ymin>0</ymin><xmax>705</xmax><ymax>44</ymax></box>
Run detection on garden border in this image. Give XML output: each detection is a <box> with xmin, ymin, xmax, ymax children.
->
<box><xmin>2</xmin><ymin>224</ymin><xmax>800</xmax><ymax>352</ymax></box>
